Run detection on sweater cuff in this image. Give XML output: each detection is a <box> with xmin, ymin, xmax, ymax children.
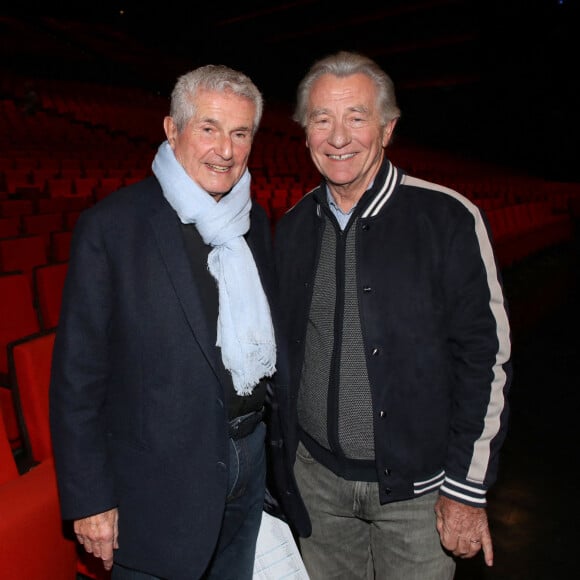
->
<box><xmin>439</xmin><ymin>475</ymin><xmax>487</xmax><ymax>507</ymax></box>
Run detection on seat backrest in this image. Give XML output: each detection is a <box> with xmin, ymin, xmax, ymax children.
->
<box><xmin>0</xmin><ymin>272</ymin><xmax>40</xmax><ymax>450</ymax></box>
<box><xmin>63</xmin><ymin>210</ymin><xmax>81</xmax><ymax>230</ymax></box>
<box><xmin>0</xmin><ymin>272</ymin><xmax>40</xmax><ymax>377</ymax></box>
<box><xmin>74</xmin><ymin>176</ymin><xmax>99</xmax><ymax>198</ymax></box>
<box><xmin>0</xmin><ymin>405</ymin><xmax>19</xmax><ymax>484</ymax></box>
<box><xmin>0</xmin><ymin>235</ymin><xmax>48</xmax><ymax>283</ymax></box>
<box><xmin>46</xmin><ymin>177</ymin><xmax>73</xmax><ymax>197</ymax></box>
<box><xmin>33</xmin><ymin>262</ymin><xmax>68</xmax><ymax>329</ymax></box>
<box><xmin>0</xmin><ymin>198</ymin><xmax>34</xmax><ymax>218</ymax></box>
<box><xmin>21</xmin><ymin>213</ymin><xmax>64</xmax><ymax>253</ymax></box>
<box><xmin>49</xmin><ymin>230</ymin><xmax>73</xmax><ymax>262</ymax></box>
<box><xmin>94</xmin><ymin>176</ymin><xmax>124</xmax><ymax>201</ymax></box>
<box><xmin>8</xmin><ymin>330</ymin><xmax>56</xmax><ymax>463</ymax></box>
<box><xmin>66</xmin><ymin>195</ymin><xmax>92</xmax><ymax>212</ymax></box>
<box><xmin>0</xmin><ymin>216</ymin><xmax>21</xmax><ymax>238</ymax></box>
<box><xmin>36</xmin><ymin>197</ymin><xmax>70</xmax><ymax>215</ymax></box>
<box><xmin>2</xmin><ymin>170</ymin><xmax>32</xmax><ymax>197</ymax></box>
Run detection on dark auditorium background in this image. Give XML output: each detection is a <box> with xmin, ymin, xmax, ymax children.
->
<box><xmin>1</xmin><ymin>1</ymin><xmax>579</xmax><ymax>579</ymax></box>
<box><xmin>2</xmin><ymin>0</ymin><xmax>579</xmax><ymax>180</ymax></box>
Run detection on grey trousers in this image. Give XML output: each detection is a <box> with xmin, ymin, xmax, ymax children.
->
<box><xmin>294</xmin><ymin>441</ymin><xmax>455</xmax><ymax>580</ymax></box>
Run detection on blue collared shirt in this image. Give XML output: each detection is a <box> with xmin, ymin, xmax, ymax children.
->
<box><xmin>326</xmin><ymin>186</ymin><xmax>356</xmax><ymax>231</ymax></box>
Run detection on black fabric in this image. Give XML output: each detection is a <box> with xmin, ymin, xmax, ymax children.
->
<box><xmin>180</xmin><ymin>223</ymin><xmax>265</xmax><ymax>420</ymax></box>
<box><xmin>228</xmin><ymin>408</ymin><xmax>264</xmax><ymax>440</ymax></box>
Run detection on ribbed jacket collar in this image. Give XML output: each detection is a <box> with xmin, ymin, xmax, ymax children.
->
<box><xmin>312</xmin><ymin>157</ymin><xmax>403</xmax><ymax>220</ymax></box>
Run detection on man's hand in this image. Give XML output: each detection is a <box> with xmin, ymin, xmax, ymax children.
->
<box><xmin>74</xmin><ymin>507</ymin><xmax>119</xmax><ymax>571</ymax></box>
<box><xmin>434</xmin><ymin>495</ymin><xmax>493</xmax><ymax>566</ymax></box>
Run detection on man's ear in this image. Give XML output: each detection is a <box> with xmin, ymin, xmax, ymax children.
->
<box><xmin>383</xmin><ymin>118</ymin><xmax>398</xmax><ymax>147</ymax></box>
<box><xmin>163</xmin><ymin>116</ymin><xmax>177</xmax><ymax>147</ymax></box>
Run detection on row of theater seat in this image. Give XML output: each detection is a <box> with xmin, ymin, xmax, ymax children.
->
<box><xmin>0</xmin><ymin>324</ymin><xmax>111</xmax><ymax>579</ymax></box>
<box><xmin>0</xmin><ymin>87</ymin><xmax>113</xmax><ymax>580</ymax></box>
<box><xmin>0</xmin><ymin>232</ymin><xmax>72</xmax><ymax>279</ymax></box>
<box><xmin>0</xmin><ymin>266</ymin><xmax>112</xmax><ymax>579</ymax></box>
<box><xmin>0</xmin><ymin>265</ymin><xmax>67</xmax><ymax>449</ymax></box>
<box><xmin>485</xmin><ymin>201</ymin><xmax>574</xmax><ymax>269</ymax></box>
<box><xmin>0</xmin><ymin>261</ymin><xmax>78</xmax><ymax>578</ymax></box>
<box><xmin>0</xmin><ymin>173</ymin><xmax>143</xmax><ymax>201</ymax></box>
<box><xmin>0</xmin><ymin>196</ymin><xmax>92</xmax><ymax>216</ymax></box>
<box><xmin>1</xmin><ymin>212</ymin><xmax>77</xmax><ymax>252</ymax></box>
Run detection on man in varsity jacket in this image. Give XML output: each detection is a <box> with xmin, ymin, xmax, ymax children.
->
<box><xmin>271</xmin><ymin>51</ymin><xmax>512</xmax><ymax>580</ymax></box>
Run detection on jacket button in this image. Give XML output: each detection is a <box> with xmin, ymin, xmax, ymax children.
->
<box><xmin>384</xmin><ymin>468</ymin><xmax>391</xmax><ymax>476</ymax></box>
<box><xmin>384</xmin><ymin>487</ymin><xmax>392</xmax><ymax>495</ymax></box>
<box><xmin>379</xmin><ymin>410</ymin><xmax>386</xmax><ymax>418</ymax></box>
<box><xmin>362</xmin><ymin>223</ymin><xmax>369</xmax><ymax>231</ymax></box>
<box><xmin>371</xmin><ymin>347</ymin><xmax>380</xmax><ymax>356</ymax></box>
<box><xmin>363</xmin><ymin>286</ymin><xmax>371</xmax><ymax>293</ymax></box>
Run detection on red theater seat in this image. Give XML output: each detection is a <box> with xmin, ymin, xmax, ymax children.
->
<box><xmin>8</xmin><ymin>330</ymin><xmax>56</xmax><ymax>463</ymax></box>
<box><xmin>0</xmin><ymin>272</ymin><xmax>40</xmax><ymax>449</ymax></box>
<box><xmin>33</xmin><ymin>261</ymin><xmax>68</xmax><ymax>330</ymax></box>
<box><xmin>0</xmin><ymin>410</ymin><xmax>77</xmax><ymax>580</ymax></box>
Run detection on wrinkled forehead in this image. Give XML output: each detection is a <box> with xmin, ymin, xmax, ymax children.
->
<box><xmin>191</xmin><ymin>88</ymin><xmax>257</xmax><ymax>128</ymax></box>
<box><xmin>308</xmin><ymin>73</ymin><xmax>378</xmax><ymax>115</ymax></box>
<box><xmin>309</xmin><ymin>73</ymin><xmax>377</xmax><ymax>108</ymax></box>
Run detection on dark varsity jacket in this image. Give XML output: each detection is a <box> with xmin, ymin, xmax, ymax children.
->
<box><xmin>271</xmin><ymin>157</ymin><xmax>512</xmax><ymax>537</ymax></box>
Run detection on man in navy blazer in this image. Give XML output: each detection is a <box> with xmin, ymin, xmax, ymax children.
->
<box><xmin>50</xmin><ymin>65</ymin><xmax>278</xmax><ymax>580</ymax></box>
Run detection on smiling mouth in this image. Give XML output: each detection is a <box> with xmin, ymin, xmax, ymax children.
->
<box><xmin>327</xmin><ymin>153</ymin><xmax>356</xmax><ymax>160</ymax></box>
<box><xmin>207</xmin><ymin>164</ymin><xmax>230</xmax><ymax>172</ymax></box>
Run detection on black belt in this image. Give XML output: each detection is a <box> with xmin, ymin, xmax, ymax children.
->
<box><xmin>228</xmin><ymin>408</ymin><xmax>264</xmax><ymax>440</ymax></box>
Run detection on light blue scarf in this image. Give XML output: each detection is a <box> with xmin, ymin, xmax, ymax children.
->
<box><xmin>152</xmin><ymin>141</ymin><xmax>276</xmax><ymax>395</ymax></box>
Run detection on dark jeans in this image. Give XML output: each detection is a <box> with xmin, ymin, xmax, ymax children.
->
<box><xmin>112</xmin><ymin>421</ymin><xmax>267</xmax><ymax>580</ymax></box>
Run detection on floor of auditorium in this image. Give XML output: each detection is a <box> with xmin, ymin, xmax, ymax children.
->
<box><xmin>454</xmin><ymin>240</ymin><xmax>579</xmax><ymax>580</ymax></box>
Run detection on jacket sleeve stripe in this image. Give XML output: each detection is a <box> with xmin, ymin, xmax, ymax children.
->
<box><xmin>403</xmin><ymin>175</ymin><xmax>511</xmax><ymax>486</ymax></box>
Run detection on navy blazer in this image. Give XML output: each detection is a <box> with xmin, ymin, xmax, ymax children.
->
<box><xmin>49</xmin><ymin>176</ymin><xmax>278</xmax><ymax>579</ymax></box>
